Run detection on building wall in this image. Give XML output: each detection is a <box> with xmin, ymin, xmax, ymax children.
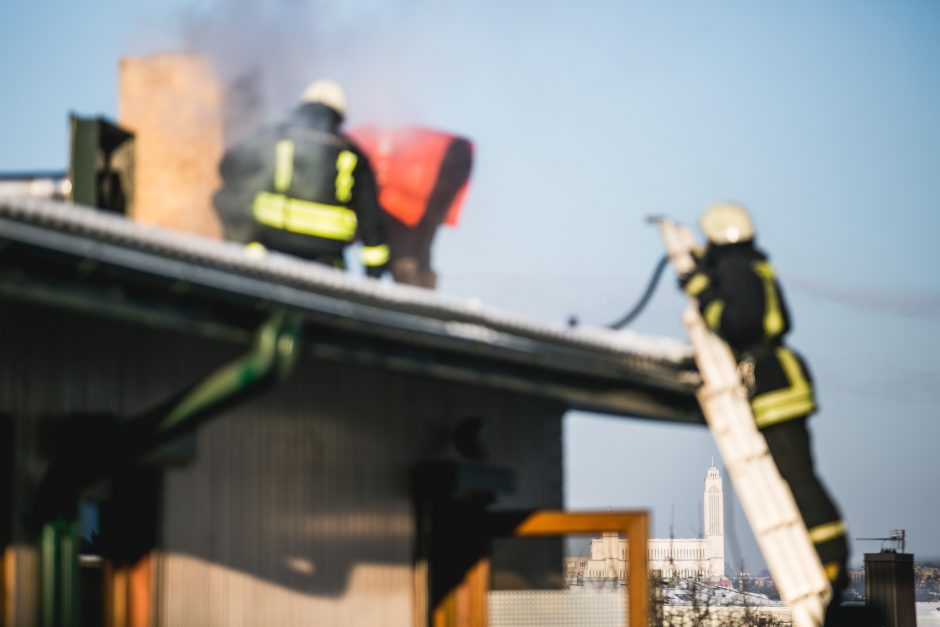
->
<box><xmin>157</xmin><ymin>356</ymin><xmax>565</xmax><ymax>627</ymax></box>
<box><xmin>0</xmin><ymin>302</ymin><xmax>565</xmax><ymax>627</ymax></box>
<box><xmin>648</xmin><ymin>539</ymin><xmax>712</xmax><ymax>579</ymax></box>
<box><xmin>585</xmin><ymin>538</ymin><xmax>712</xmax><ymax>580</ymax></box>
<box><xmin>0</xmin><ymin>303</ymin><xmax>246</xmax><ymax>626</ymax></box>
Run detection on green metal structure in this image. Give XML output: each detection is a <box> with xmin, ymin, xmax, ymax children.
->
<box><xmin>68</xmin><ymin>115</ymin><xmax>134</xmax><ymax>213</ymax></box>
<box><xmin>36</xmin><ymin>309</ymin><xmax>301</xmax><ymax>626</ymax></box>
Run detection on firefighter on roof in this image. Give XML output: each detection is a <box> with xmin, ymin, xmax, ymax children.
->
<box><xmin>213</xmin><ymin>79</ymin><xmax>390</xmax><ymax>276</ymax></box>
<box><xmin>347</xmin><ymin>125</ymin><xmax>473</xmax><ymax>289</ymax></box>
<box><xmin>679</xmin><ymin>202</ymin><xmax>849</xmax><ymax>603</ymax></box>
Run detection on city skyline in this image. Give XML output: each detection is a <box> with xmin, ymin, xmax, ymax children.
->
<box><xmin>578</xmin><ymin>461</ymin><xmax>726</xmax><ymax>581</ymax></box>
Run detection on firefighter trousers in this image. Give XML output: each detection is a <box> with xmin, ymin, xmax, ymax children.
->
<box><xmin>760</xmin><ymin>417</ymin><xmax>849</xmax><ymax>593</ymax></box>
<box><xmin>385</xmin><ymin>139</ymin><xmax>472</xmax><ymax>288</ymax></box>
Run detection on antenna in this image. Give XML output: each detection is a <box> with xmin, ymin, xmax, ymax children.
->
<box><xmin>856</xmin><ymin>529</ymin><xmax>906</xmax><ymax>553</ymax></box>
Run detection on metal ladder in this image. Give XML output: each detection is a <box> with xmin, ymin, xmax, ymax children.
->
<box><xmin>655</xmin><ymin>218</ymin><xmax>831</xmax><ymax>627</ymax></box>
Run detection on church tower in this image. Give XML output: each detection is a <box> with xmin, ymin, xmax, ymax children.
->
<box><xmin>703</xmin><ymin>461</ymin><xmax>725</xmax><ymax>579</ymax></box>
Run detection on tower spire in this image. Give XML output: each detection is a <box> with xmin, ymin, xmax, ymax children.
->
<box><xmin>703</xmin><ymin>459</ymin><xmax>725</xmax><ymax>579</ymax></box>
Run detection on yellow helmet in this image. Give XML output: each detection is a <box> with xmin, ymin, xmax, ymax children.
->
<box><xmin>300</xmin><ymin>79</ymin><xmax>347</xmax><ymax>119</ymax></box>
<box><xmin>699</xmin><ymin>202</ymin><xmax>755</xmax><ymax>245</ymax></box>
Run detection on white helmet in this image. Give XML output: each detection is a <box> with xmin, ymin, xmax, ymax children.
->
<box><xmin>300</xmin><ymin>79</ymin><xmax>347</xmax><ymax>118</ymax></box>
<box><xmin>699</xmin><ymin>202</ymin><xmax>755</xmax><ymax>245</ymax></box>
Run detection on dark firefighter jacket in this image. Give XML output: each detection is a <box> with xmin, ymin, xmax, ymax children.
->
<box><xmin>213</xmin><ymin>103</ymin><xmax>389</xmax><ymax>272</ymax></box>
<box><xmin>682</xmin><ymin>242</ymin><xmax>817</xmax><ymax>429</ymax></box>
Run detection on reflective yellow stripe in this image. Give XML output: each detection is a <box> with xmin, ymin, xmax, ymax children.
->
<box><xmin>244</xmin><ymin>242</ymin><xmax>268</xmax><ymax>258</ymax></box>
<box><xmin>752</xmin><ymin>347</ymin><xmax>816</xmax><ymax>427</ymax></box>
<box><xmin>253</xmin><ymin>192</ymin><xmax>287</xmax><ymax>228</ymax></box>
<box><xmin>361</xmin><ymin>244</ymin><xmax>390</xmax><ymax>267</ymax></box>
<box><xmin>809</xmin><ymin>521</ymin><xmax>847</xmax><ymax>545</ymax></box>
<box><xmin>685</xmin><ymin>273</ymin><xmax>709</xmax><ymax>297</ymax></box>
<box><xmin>274</xmin><ymin>140</ymin><xmax>294</xmax><ymax>193</ymax></box>
<box><xmin>776</xmin><ymin>346</ymin><xmax>805</xmax><ymax>384</ymax></box>
<box><xmin>752</xmin><ymin>385</ymin><xmax>812</xmax><ymax>412</ymax></box>
<box><xmin>752</xmin><ymin>261</ymin><xmax>784</xmax><ymax>340</ymax></box>
<box><xmin>704</xmin><ymin>300</ymin><xmax>724</xmax><ymax>330</ymax></box>
<box><xmin>824</xmin><ymin>561</ymin><xmax>842</xmax><ymax>582</ymax></box>
<box><xmin>287</xmin><ymin>202</ymin><xmax>357</xmax><ymax>240</ymax></box>
<box><xmin>252</xmin><ymin>191</ymin><xmax>357</xmax><ymax>241</ymax></box>
<box><xmin>753</xmin><ymin>396</ymin><xmax>816</xmax><ymax>428</ymax></box>
<box><xmin>335</xmin><ymin>150</ymin><xmax>357</xmax><ymax>203</ymax></box>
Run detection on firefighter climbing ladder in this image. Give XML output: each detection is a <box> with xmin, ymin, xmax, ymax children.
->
<box><xmin>654</xmin><ymin>217</ymin><xmax>831</xmax><ymax>627</ymax></box>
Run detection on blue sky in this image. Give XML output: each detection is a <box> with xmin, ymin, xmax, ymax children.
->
<box><xmin>2</xmin><ymin>0</ymin><xmax>938</xmax><ymax>570</ymax></box>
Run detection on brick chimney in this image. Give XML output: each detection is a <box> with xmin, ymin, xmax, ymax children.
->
<box><xmin>119</xmin><ymin>53</ymin><xmax>223</xmax><ymax>238</ymax></box>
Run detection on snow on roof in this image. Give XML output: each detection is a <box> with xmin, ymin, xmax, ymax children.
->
<box><xmin>0</xmin><ymin>196</ymin><xmax>693</xmax><ymax>366</ymax></box>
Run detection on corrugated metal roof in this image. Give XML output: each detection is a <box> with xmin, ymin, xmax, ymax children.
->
<box><xmin>0</xmin><ymin>197</ymin><xmax>703</xmax><ymax>422</ymax></box>
<box><xmin>0</xmin><ymin>171</ymin><xmax>69</xmax><ymax>198</ymax></box>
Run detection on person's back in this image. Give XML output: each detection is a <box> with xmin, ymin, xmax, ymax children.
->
<box><xmin>696</xmin><ymin>242</ymin><xmax>791</xmax><ymax>349</ymax></box>
<box><xmin>214</xmin><ymin>80</ymin><xmax>389</xmax><ymax>275</ymax></box>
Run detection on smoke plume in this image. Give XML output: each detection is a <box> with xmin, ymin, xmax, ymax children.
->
<box><xmin>178</xmin><ymin>0</ymin><xmax>423</xmax><ymax>144</ymax></box>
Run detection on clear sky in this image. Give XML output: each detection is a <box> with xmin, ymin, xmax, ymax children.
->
<box><xmin>2</xmin><ymin>0</ymin><xmax>938</xmax><ymax>570</ymax></box>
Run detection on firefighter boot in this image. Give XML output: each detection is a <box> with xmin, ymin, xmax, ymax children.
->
<box><xmin>391</xmin><ymin>256</ymin><xmax>421</xmax><ymax>286</ymax></box>
<box><xmin>418</xmin><ymin>269</ymin><xmax>438</xmax><ymax>290</ymax></box>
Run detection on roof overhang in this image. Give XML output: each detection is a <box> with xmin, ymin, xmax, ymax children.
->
<box><xmin>0</xmin><ymin>197</ymin><xmax>704</xmax><ymax>423</ymax></box>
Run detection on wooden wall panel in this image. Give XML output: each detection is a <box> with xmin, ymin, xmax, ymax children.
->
<box><xmin>157</xmin><ymin>356</ymin><xmax>564</xmax><ymax>627</ymax></box>
<box><xmin>0</xmin><ymin>302</ymin><xmax>565</xmax><ymax>627</ymax></box>
<box><xmin>0</xmin><ymin>303</ymin><xmax>241</xmax><ymax>626</ymax></box>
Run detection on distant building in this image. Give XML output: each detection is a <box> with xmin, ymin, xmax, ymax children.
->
<box><xmin>571</xmin><ymin>463</ymin><xmax>725</xmax><ymax>582</ymax></box>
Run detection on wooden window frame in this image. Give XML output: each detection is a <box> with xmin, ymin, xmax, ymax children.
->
<box><xmin>425</xmin><ymin>510</ymin><xmax>649</xmax><ymax>627</ymax></box>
